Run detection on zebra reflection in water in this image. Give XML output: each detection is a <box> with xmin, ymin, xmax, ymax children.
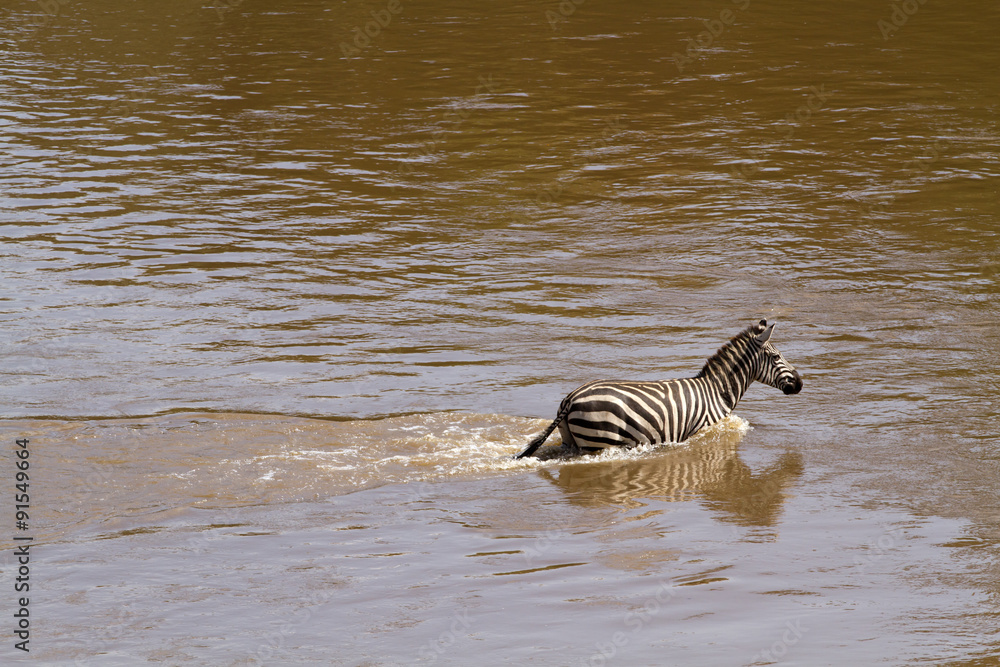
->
<box><xmin>539</xmin><ymin>429</ymin><xmax>803</xmax><ymax>527</ymax></box>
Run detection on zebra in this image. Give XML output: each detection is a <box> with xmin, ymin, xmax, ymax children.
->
<box><xmin>514</xmin><ymin>319</ymin><xmax>802</xmax><ymax>459</ymax></box>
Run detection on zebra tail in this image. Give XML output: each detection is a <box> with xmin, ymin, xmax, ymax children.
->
<box><xmin>514</xmin><ymin>402</ymin><xmax>572</xmax><ymax>459</ymax></box>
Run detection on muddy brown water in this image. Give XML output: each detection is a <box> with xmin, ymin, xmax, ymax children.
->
<box><xmin>1</xmin><ymin>0</ymin><xmax>999</xmax><ymax>665</ymax></box>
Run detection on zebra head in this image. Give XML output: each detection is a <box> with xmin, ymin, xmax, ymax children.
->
<box><xmin>753</xmin><ymin>320</ymin><xmax>803</xmax><ymax>395</ymax></box>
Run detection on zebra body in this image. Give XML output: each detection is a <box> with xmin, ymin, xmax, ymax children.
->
<box><xmin>515</xmin><ymin>319</ymin><xmax>802</xmax><ymax>459</ymax></box>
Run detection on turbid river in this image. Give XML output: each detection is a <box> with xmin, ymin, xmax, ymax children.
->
<box><xmin>1</xmin><ymin>0</ymin><xmax>998</xmax><ymax>664</ymax></box>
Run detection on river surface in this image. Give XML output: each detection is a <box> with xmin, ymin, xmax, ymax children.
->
<box><xmin>1</xmin><ymin>0</ymin><xmax>999</xmax><ymax>665</ymax></box>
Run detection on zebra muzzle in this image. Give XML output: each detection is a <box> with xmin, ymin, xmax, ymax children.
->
<box><xmin>782</xmin><ymin>371</ymin><xmax>803</xmax><ymax>395</ymax></box>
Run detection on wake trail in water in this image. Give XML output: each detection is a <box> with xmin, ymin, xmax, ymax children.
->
<box><xmin>1</xmin><ymin>411</ymin><xmax>751</xmax><ymax>544</ymax></box>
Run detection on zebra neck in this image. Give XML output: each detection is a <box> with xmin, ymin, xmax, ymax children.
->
<box><xmin>694</xmin><ymin>371</ymin><xmax>752</xmax><ymax>414</ymax></box>
<box><xmin>722</xmin><ymin>373</ymin><xmax>752</xmax><ymax>411</ymax></box>
<box><xmin>697</xmin><ymin>345</ymin><xmax>761</xmax><ymax>411</ymax></box>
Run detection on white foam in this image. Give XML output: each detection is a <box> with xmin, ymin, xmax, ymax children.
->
<box><xmin>214</xmin><ymin>412</ymin><xmax>753</xmax><ymax>497</ymax></box>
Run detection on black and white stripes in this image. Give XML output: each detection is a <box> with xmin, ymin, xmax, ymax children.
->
<box><xmin>515</xmin><ymin>319</ymin><xmax>802</xmax><ymax>459</ymax></box>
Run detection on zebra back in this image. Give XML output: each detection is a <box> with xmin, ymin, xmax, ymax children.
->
<box><xmin>561</xmin><ymin>378</ymin><xmax>714</xmax><ymax>451</ymax></box>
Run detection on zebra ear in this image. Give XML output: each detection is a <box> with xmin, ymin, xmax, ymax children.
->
<box><xmin>756</xmin><ymin>322</ymin><xmax>775</xmax><ymax>344</ymax></box>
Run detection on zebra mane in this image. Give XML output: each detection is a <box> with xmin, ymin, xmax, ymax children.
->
<box><xmin>695</xmin><ymin>322</ymin><xmax>765</xmax><ymax>379</ymax></box>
